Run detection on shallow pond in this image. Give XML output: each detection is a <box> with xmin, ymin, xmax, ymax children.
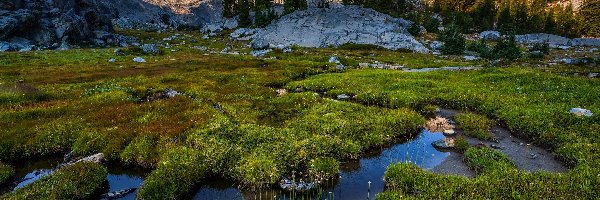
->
<box><xmin>1</xmin><ymin>129</ymin><xmax>447</xmax><ymax>199</ymax></box>
<box><xmin>193</xmin><ymin>129</ymin><xmax>448</xmax><ymax>200</ymax></box>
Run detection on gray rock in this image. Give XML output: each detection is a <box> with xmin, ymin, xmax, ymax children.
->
<box><xmin>570</xmin><ymin>108</ymin><xmax>593</xmax><ymax>117</ymax></box>
<box><xmin>329</xmin><ymin>56</ymin><xmax>341</xmax><ymax>64</ymax></box>
<box><xmin>336</xmin><ymin>64</ymin><xmax>345</xmax><ymax>70</ymax></box>
<box><xmin>590</xmin><ymin>48</ymin><xmax>598</xmax><ymax>52</ymax></box>
<box><xmin>57</xmin><ymin>41</ymin><xmax>70</xmax><ymax>51</ymax></box>
<box><xmin>479</xmin><ymin>31</ymin><xmax>501</xmax><ymax>41</ymax></box>
<box><xmin>432</xmin><ymin>138</ymin><xmax>454</xmax><ymax>149</ymax></box>
<box><xmin>192</xmin><ymin>46</ymin><xmax>208</xmax><ymax>51</ymax></box>
<box><xmin>114</xmin><ymin>48</ymin><xmax>125</xmax><ymax>56</ymax></box>
<box><xmin>588</xmin><ymin>73</ymin><xmax>599</xmax><ymax>78</ymax></box>
<box><xmin>141</xmin><ymin>44</ymin><xmax>161</xmax><ymax>55</ymax></box>
<box><xmin>133</xmin><ymin>57</ymin><xmax>146</xmax><ymax>63</ymax></box>
<box><xmin>0</xmin><ymin>41</ymin><xmax>11</xmax><ymax>52</ymax></box>
<box><xmin>221</xmin><ymin>47</ymin><xmax>231</xmax><ymax>53</ymax></box>
<box><xmin>337</xmin><ymin>94</ymin><xmax>350</xmax><ymax>100</ymax></box>
<box><xmin>430</xmin><ymin>41</ymin><xmax>443</xmax><ymax>51</ymax></box>
<box><xmin>572</xmin><ymin>38</ymin><xmax>600</xmax><ymax>47</ymax></box>
<box><xmin>230</xmin><ymin>28</ymin><xmax>257</xmax><ymax>39</ymax></box>
<box><xmin>250</xmin><ymin>6</ymin><xmax>429</xmax><ymax>53</ymax></box>
<box><xmin>250</xmin><ymin>49</ymin><xmax>272</xmax><ymax>57</ymax></box>
<box><xmin>463</xmin><ymin>55</ymin><xmax>480</xmax><ymax>61</ymax></box>
<box><xmin>76</xmin><ymin>153</ymin><xmax>105</xmax><ymax>164</ymax></box>
<box><xmin>108</xmin><ymin>58</ymin><xmax>116</xmax><ymax>63</ymax></box>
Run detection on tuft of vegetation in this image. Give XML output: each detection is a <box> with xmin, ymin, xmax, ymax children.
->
<box><xmin>439</xmin><ymin>25</ymin><xmax>465</xmax><ymax>55</ymax></box>
<box><xmin>2</xmin><ymin>162</ymin><xmax>107</xmax><ymax>199</ymax></box>
<box><xmin>0</xmin><ymin>162</ymin><xmax>14</xmax><ymax>185</ymax></box>
<box><xmin>453</xmin><ymin>136</ymin><xmax>470</xmax><ymax>152</ymax></box>
<box><xmin>464</xmin><ymin>147</ymin><xmax>515</xmax><ymax>174</ymax></box>
<box><xmin>454</xmin><ymin>112</ymin><xmax>495</xmax><ymax>141</ymax></box>
<box><xmin>137</xmin><ymin>147</ymin><xmax>208</xmax><ymax>199</ymax></box>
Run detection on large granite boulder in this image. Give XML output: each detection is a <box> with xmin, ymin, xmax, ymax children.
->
<box><xmin>250</xmin><ymin>5</ymin><xmax>429</xmax><ymax>53</ymax></box>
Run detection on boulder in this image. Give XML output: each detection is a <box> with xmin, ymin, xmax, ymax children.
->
<box><xmin>429</xmin><ymin>41</ymin><xmax>443</xmax><ymax>51</ymax></box>
<box><xmin>133</xmin><ymin>57</ymin><xmax>146</xmax><ymax>63</ymax></box>
<box><xmin>141</xmin><ymin>44</ymin><xmax>161</xmax><ymax>55</ymax></box>
<box><xmin>570</xmin><ymin>108</ymin><xmax>593</xmax><ymax>117</ymax></box>
<box><xmin>337</xmin><ymin>94</ymin><xmax>350</xmax><ymax>100</ymax></box>
<box><xmin>76</xmin><ymin>153</ymin><xmax>105</xmax><ymax>164</ymax></box>
<box><xmin>479</xmin><ymin>31</ymin><xmax>500</xmax><ymax>41</ymax></box>
<box><xmin>250</xmin><ymin>6</ymin><xmax>429</xmax><ymax>53</ymax></box>
<box><xmin>250</xmin><ymin>49</ymin><xmax>272</xmax><ymax>57</ymax></box>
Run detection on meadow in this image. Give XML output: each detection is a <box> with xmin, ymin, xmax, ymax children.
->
<box><xmin>0</xmin><ymin>30</ymin><xmax>598</xmax><ymax>199</ymax></box>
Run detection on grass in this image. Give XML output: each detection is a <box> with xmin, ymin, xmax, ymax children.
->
<box><xmin>1</xmin><ymin>162</ymin><xmax>107</xmax><ymax>199</ymax></box>
<box><xmin>0</xmin><ymin>29</ymin><xmax>598</xmax><ymax>198</ymax></box>
<box><xmin>454</xmin><ymin>112</ymin><xmax>496</xmax><ymax>141</ymax></box>
<box><xmin>0</xmin><ymin>162</ymin><xmax>13</xmax><ymax>185</ymax></box>
<box><xmin>379</xmin><ymin>147</ymin><xmax>597</xmax><ymax>199</ymax></box>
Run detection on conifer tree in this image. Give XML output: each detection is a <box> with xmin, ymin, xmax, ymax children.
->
<box><xmin>580</xmin><ymin>0</ymin><xmax>600</xmax><ymax>37</ymax></box>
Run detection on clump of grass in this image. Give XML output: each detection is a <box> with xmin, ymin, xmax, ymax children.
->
<box><xmin>454</xmin><ymin>136</ymin><xmax>470</xmax><ymax>153</ymax></box>
<box><xmin>137</xmin><ymin>146</ymin><xmax>208</xmax><ymax>199</ymax></box>
<box><xmin>454</xmin><ymin>112</ymin><xmax>495</xmax><ymax>141</ymax></box>
<box><xmin>309</xmin><ymin>157</ymin><xmax>340</xmax><ymax>181</ymax></box>
<box><xmin>464</xmin><ymin>147</ymin><xmax>515</xmax><ymax>174</ymax></box>
<box><xmin>120</xmin><ymin>135</ymin><xmax>162</xmax><ymax>168</ymax></box>
<box><xmin>2</xmin><ymin>162</ymin><xmax>107</xmax><ymax>199</ymax></box>
<box><xmin>0</xmin><ymin>162</ymin><xmax>14</xmax><ymax>185</ymax></box>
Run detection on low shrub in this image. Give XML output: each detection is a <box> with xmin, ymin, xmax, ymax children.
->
<box><xmin>2</xmin><ymin>162</ymin><xmax>107</xmax><ymax>199</ymax></box>
<box><xmin>408</xmin><ymin>23</ymin><xmax>422</xmax><ymax>36</ymax></box>
<box><xmin>454</xmin><ymin>136</ymin><xmax>470</xmax><ymax>152</ymax></box>
<box><xmin>455</xmin><ymin>112</ymin><xmax>495</xmax><ymax>141</ymax></box>
<box><xmin>0</xmin><ymin>163</ymin><xmax>14</xmax><ymax>185</ymax></box>
<box><xmin>439</xmin><ymin>26</ymin><xmax>466</xmax><ymax>55</ymax></box>
<box><xmin>493</xmin><ymin>35</ymin><xmax>522</xmax><ymax>60</ymax></box>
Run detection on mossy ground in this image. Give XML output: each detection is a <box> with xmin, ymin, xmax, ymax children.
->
<box><xmin>0</xmin><ymin>30</ymin><xmax>598</xmax><ymax>199</ymax></box>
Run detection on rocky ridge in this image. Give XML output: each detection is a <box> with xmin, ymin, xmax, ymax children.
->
<box><xmin>244</xmin><ymin>6</ymin><xmax>429</xmax><ymax>53</ymax></box>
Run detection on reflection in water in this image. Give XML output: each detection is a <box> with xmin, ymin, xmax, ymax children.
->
<box><xmin>193</xmin><ymin>129</ymin><xmax>449</xmax><ymax>200</ymax></box>
<box><xmin>1</xmin><ymin>130</ymin><xmax>447</xmax><ymax>199</ymax></box>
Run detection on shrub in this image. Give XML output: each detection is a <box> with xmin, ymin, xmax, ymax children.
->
<box><xmin>0</xmin><ymin>163</ymin><xmax>14</xmax><ymax>185</ymax></box>
<box><xmin>493</xmin><ymin>35</ymin><xmax>522</xmax><ymax>60</ymax></box>
<box><xmin>424</xmin><ymin>17</ymin><xmax>440</xmax><ymax>33</ymax></box>
<box><xmin>408</xmin><ymin>23</ymin><xmax>422</xmax><ymax>36</ymax></box>
<box><xmin>455</xmin><ymin>112</ymin><xmax>495</xmax><ymax>141</ymax></box>
<box><xmin>528</xmin><ymin>42</ymin><xmax>550</xmax><ymax>58</ymax></box>
<box><xmin>439</xmin><ymin>26</ymin><xmax>466</xmax><ymax>55</ymax></box>
<box><xmin>454</xmin><ymin>136</ymin><xmax>470</xmax><ymax>152</ymax></box>
<box><xmin>2</xmin><ymin>162</ymin><xmax>107</xmax><ymax>199</ymax></box>
<box><xmin>467</xmin><ymin>40</ymin><xmax>494</xmax><ymax>59</ymax></box>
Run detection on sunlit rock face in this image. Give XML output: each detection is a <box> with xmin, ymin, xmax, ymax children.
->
<box><xmin>101</xmin><ymin>0</ymin><xmax>223</xmax><ymax>30</ymax></box>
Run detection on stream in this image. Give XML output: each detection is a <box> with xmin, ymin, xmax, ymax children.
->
<box><xmin>0</xmin><ymin>129</ymin><xmax>448</xmax><ymax>200</ymax></box>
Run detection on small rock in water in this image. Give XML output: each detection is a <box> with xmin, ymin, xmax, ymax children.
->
<box><xmin>280</xmin><ymin>177</ymin><xmax>316</xmax><ymax>192</ymax></box>
<box><xmin>337</xmin><ymin>94</ymin><xmax>350</xmax><ymax>100</ymax></box>
<box><xmin>569</xmin><ymin>108</ymin><xmax>593</xmax><ymax>117</ymax></box>
<box><xmin>432</xmin><ymin>138</ymin><xmax>455</xmax><ymax>149</ymax></box>
<box><xmin>101</xmin><ymin>188</ymin><xmax>137</xmax><ymax>199</ymax></box>
<box><xmin>133</xmin><ymin>57</ymin><xmax>146</xmax><ymax>63</ymax></box>
<box><xmin>529</xmin><ymin>153</ymin><xmax>538</xmax><ymax>159</ymax></box>
<box><xmin>425</xmin><ymin>117</ymin><xmax>455</xmax><ymax>133</ymax></box>
<box><xmin>442</xmin><ymin>129</ymin><xmax>455</xmax><ymax>136</ymax></box>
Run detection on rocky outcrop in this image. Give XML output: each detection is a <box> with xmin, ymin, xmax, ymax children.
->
<box><xmin>0</xmin><ymin>0</ymin><xmax>135</xmax><ymax>51</ymax></box>
<box><xmin>248</xmin><ymin>6</ymin><xmax>429</xmax><ymax>53</ymax></box>
<box><xmin>515</xmin><ymin>33</ymin><xmax>600</xmax><ymax>47</ymax></box>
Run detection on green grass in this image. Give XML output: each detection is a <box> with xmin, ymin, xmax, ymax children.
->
<box><xmin>0</xmin><ymin>162</ymin><xmax>13</xmax><ymax>185</ymax></box>
<box><xmin>2</xmin><ymin>162</ymin><xmax>107</xmax><ymax>199</ymax></box>
<box><xmin>379</xmin><ymin>147</ymin><xmax>596</xmax><ymax>199</ymax></box>
<box><xmin>287</xmin><ymin>67</ymin><xmax>600</xmax><ymax>198</ymax></box>
<box><xmin>1</xmin><ymin>30</ymin><xmax>598</xmax><ymax>198</ymax></box>
<box><xmin>455</xmin><ymin>112</ymin><xmax>496</xmax><ymax>141</ymax></box>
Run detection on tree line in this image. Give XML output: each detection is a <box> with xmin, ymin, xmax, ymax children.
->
<box><xmin>221</xmin><ymin>0</ymin><xmax>600</xmax><ymax>38</ymax></box>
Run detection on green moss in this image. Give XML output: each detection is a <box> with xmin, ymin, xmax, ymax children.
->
<box><xmin>454</xmin><ymin>112</ymin><xmax>495</xmax><ymax>141</ymax></box>
<box><xmin>137</xmin><ymin>146</ymin><xmax>208</xmax><ymax>200</ymax></box>
<box><xmin>464</xmin><ymin>147</ymin><xmax>516</xmax><ymax>174</ymax></box>
<box><xmin>2</xmin><ymin>162</ymin><xmax>107</xmax><ymax>199</ymax></box>
<box><xmin>0</xmin><ymin>162</ymin><xmax>14</xmax><ymax>185</ymax></box>
<box><xmin>454</xmin><ymin>136</ymin><xmax>470</xmax><ymax>153</ymax></box>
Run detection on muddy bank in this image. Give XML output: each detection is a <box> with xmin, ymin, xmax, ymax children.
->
<box><xmin>432</xmin><ymin>108</ymin><xmax>567</xmax><ymax>175</ymax></box>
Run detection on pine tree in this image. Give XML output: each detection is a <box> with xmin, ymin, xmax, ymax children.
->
<box><xmin>223</xmin><ymin>0</ymin><xmax>237</xmax><ymax>18</ymax></box>
<box><xmin>511</xmin><ymin>0</ymin><xmax>530</xmax><ymax>34</ymax></box>
<box><xmin>580</xmin><ymin>0</ymin><xmax>600</xmax><ymax>37</ymax></box>
<box><xmin>238</xmin><ymin>0</ymin><xmax>252</xmax><ymax>27</ymax></box>
<box><xmin>497</xmin><ymin>3</ymin><xmax>514</xmax><ymax>34</ymax></box>
<box><xmin>469</xmin><ymin>0</ymin><xmax>496</xmax><ymax>31</ymax></box>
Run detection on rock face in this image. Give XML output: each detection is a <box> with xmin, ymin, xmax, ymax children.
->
<box><xmin>250</xmin><ymin>6</ymin><xmax>429</xmax><ymax>53</ymax></box>
<box><xmin>479</xmin><ymin>31</ymin><xmax>500</xmax><ymax>41</ymax></box>
<box><xmin>104</xmin><ymin>0</ymin><xmax>227</xmax><ymax>31</ymax></box>
<box><xmin>515</xmin><ymin>33</ymin><xmax>600</xmax><ymax>47</ymax></box>
<box><xmin>0</xmin><ymin>0</ymin><xmax>134</xmax><ymax>51</ymax></box>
